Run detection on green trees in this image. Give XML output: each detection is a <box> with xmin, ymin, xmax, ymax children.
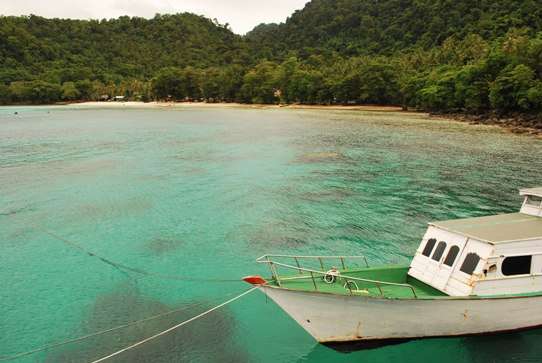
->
<box><xmin>151</xmin><ymin>67</ymin><xmax>204</xmax><ymax>101</ymax></box>
<box><xmin>417</xmin><ymin>67</ymin><xmax>462</xmax><ymax>112</ymax></box>
<box><xmin>61</xmin><ymin>82</ymin><xmax>80</xmax><ymax>100</ymax></box>
<box><xmin>490</xmin><ymin>65</ymin><xmax>539</xmax><ymax>112</ymax></box>
<box><xmin>283</xmin><ymin>68</ymin><xmax>325</xmax><ymax>104</ymax></box>
<box><xmin>0</xmin><ymin>14</ymin><xmax>246</xmax><ymax>82</ymax></box>
<box><xmin>251</xmin><ymin>0</ymin><xmax>542</xmax><ymax>58</ymax></box>
<box><xmin>0</xmin><ymin>3</ymin><xmax>541</xmax><ymax>118</ymax></box>
<box><xmin>241</xmin><ymin>61</ymin><xmax>279</xmax><ymax>104</ymax></box>
<box><xmin>356</xmin><ymin>62</ymin><xmax>400</xmax><ymax>104</ymax></box>
<box><xmin>274</xmin><ymin>58</ymin><xmax>328</xmax><ymax>104</ymax></box>
<box><xmin>151</xmin><ymin>66</ymin><xmax>245</xmax><ymax>102</ymax></box>
<box><xmin>397</xmin><ymin>31</ymin><xmax>542</xmax><ymax>114</ymax></box>
<box><xmin>0</xmin><ymin>13</ymin><xmax>247</xmax><ymax>104</ymax></box>
<box><xmin>8</xmin><ymin>81</ymin><xmax>61</xmax><ymax>104</ymax></box>
<box><xmin>152</xmin><ymin>68</ymin><xmax>178</xmax><ymax>100</ymax></box>
<box><xmin>0</xmin><ymin>83</ymin><xmax>10</xmax><ymax>104</ymax></box>
<box><xmin>200</xmin><ymin>68</ymin><xmax>222</xmax><ymax>101</ymax></box>
<box><xmin>216</xmin><ymin>66</ymin><xmax>245</xmax><ymax>102</ymax></box>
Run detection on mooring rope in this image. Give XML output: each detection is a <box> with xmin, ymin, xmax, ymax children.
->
<box><xmin>89</xmin><ymin>287</ymin><xmax>259</xmax><ymax>363</ymax></box>
<box><xmin>37</xmin><ymin>227</ymin><xmax>241</xmax><ymax>283</ymax></box>
<box><xmin>0</xmin><ymin>301</ymin><xmax>206</xmax><ymax>362</ymax></box>
<box><xmin>0</xmin><ymin>228</ymin><xmax>259</xmax><ymax>361</ymax></box>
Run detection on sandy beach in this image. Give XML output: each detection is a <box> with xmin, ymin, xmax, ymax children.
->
<box><xmin>69</xmin><ymin>101</ymin><xmax>409</xmax><ymax>113</ymax></box>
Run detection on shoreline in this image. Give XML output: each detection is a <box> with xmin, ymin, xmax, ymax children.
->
<box><xmin>431</xmin><ymin>112</ymin><xmax>542</xmax><ymax>136</ymax></box>
<box><xmin>3</xmin><ymin>101</ymin><xmax>540</xmax><ymax>136</ymax></box>
<box><xmin>1</xmin><ymin>101</ymin><xmax>408</xmax><ymax>113</ymax></box>
<box><xmin>68</xmin><ymin>101</ymin><xmax>410</xmax><ymax>113</ymax></box>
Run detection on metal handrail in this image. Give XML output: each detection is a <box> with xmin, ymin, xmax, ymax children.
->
<box><xmin>256</xmin><ymin>255</ymin><xmax>418</xmax><ymax>298</ymax></box>
<box><xmin>256</xmin><ymin>254</ymin><xmax>369</xmax><ymax>269</ymax></box>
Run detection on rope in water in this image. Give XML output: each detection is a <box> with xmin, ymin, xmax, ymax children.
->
<box><xmin>0</xmin><ymin>301</ymin><xmax>208</xmax><ymax>362</ymax></box>
<box><xmin>0</xmin><ymin>229</ymin><xmax>258</xmax><ymax>361</ymax></box>
<box><xmin>37</xmin><ymin>228</ymin><xmax>241</xmax><ymax>283</ymax></box>
<box><xmin>0</xmin><ymin>288</ymin><xmax>257</xmax><ymax>362</ymax></box>
<box><xmin>89</xmin><ymin>287</ymin><xmax>259</xmax><ymax>363</ymax></box>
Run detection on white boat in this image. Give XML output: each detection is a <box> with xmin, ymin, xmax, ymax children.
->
<box><xmin>244</xmin><ymin>187</ymin><xmax>542</xmax><ymax>350</ymax></box>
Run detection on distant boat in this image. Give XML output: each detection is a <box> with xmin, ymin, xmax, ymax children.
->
<box><xmin>244</xmin><ymin>187</ymin><xmax>542</xmax><ymax>351</ymax></box>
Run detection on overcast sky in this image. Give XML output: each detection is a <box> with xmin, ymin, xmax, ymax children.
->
<box><xmin>0</xmin><ymin>0</ymin><xmax>308</xmax><ymax>34</ymax></box>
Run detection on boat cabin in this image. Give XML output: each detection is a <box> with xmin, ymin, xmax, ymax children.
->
<box><xmin>409</xmin><ymin>187</ymin><xmax>542</xmax><ymax>297</ymax></box>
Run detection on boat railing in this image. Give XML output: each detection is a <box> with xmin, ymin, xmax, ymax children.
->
<box><xmin>256</xmin><ymin>254</ymin><xmax>418</xmax><ymax>299</ymax></box>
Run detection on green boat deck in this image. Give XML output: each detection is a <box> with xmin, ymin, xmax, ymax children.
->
<box><xmin>268</xmin><ymin>265</ymin><xmax>447</xmax><ymax>299</ymax></box>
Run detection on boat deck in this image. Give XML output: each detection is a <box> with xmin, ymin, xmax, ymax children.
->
<box><xmin>268</xmin><ymin>265</ymin><xmax>447</xmax><ymax>299</ymax></box>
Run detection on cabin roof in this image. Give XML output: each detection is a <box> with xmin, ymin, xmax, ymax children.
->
<box><xmin>520</xmin><ymin>187</ymin><xmax>542</xmax><ymax>198</ymax></box>
<box><xmin>429</xmin><ymin>213</ymin><xmax>542</xmax><ymax>244</ymax></box>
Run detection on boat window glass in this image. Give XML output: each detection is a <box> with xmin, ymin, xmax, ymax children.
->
<box><xmin>460</xmin><ymin>253</ymin><xmax>481</xmax><ymax>275</ymax></box>
<box><xmin>526</xmin><ymin>196</ymin><xmax>542</xmax><ymax>207</ymax></box>
<box><xmin>502</xmin><ymin>256</ymin><xmax>532</xmax><ymax>276</ymax></box>
<box><xmin>432</xmin><ymin>242</ymin><xmax>447</xmax><ymax>262</ymax></box>
<box><xmin>422</xmin><ymin>238</ymin><xmax>437</xmax><ymax>257</ymax></box>
<box><xmin>443</xmin><ymin>246</ymin><xmax>460</xmax><ymax>266</ymax></box>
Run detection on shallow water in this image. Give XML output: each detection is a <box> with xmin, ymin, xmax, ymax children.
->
<box><xmin>1</xmin><ymin>105</ymin><xmax>541</xmax><ymax>362</ymax></box>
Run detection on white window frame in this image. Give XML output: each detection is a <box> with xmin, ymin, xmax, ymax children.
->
<box><xmin>523</xmin><ymin>195</ymin><xmax>542</xmax><ymax>208</ymax></box>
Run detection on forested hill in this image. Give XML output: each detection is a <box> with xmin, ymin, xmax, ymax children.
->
<box><xmin>247</xmin><ymin>0</ymin><xmax>542</xmax><ymax>57</ymax></box>
<box><xmin>1</xmin><ymin>1</ymin><xmax>542</xmax><ymax>125</ymax></box>
<box><xmin>0</xmin><ymin>14</ymin><xmax>247</xmax><ymax>84</ymax></box>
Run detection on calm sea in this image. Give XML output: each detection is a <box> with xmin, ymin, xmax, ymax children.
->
<box><xmin>1</xmin><ymin>105</ymin><xmax>541</xmax><ymax>362</ymax></box>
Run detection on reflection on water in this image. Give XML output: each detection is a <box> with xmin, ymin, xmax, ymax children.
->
<box><xmin>299</xmin><ymin>330</ymin><xmax>542</xmax><ymax>363</ymax></box>
<box><xmin>462</xmin><ymin>329</ymin><xmax>542</xmax><ymax>363</ymax></box>
<box><xmin>1</xmin><ymin>106</ymin><xmax>542</xmax><ymax>362</ymax></box>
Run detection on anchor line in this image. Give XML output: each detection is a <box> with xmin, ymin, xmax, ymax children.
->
<box><xmin>36</xmin><ymin>228</ymin><xmax>240</xmax><ymax>283</ymax></box>
<box><xmin>89</xmin><ymin>287</ymin><xmax>259</xmax><ymax>363</ymax></box>
<box><xmin>0</xmin><ymin>288</ymin><xmax>257</xmax><ymax>362</ymax></box>
<box><xmin>0</xmin><ymin>302</ymin><xmax>205</xmax><ymax>362</ymax></box>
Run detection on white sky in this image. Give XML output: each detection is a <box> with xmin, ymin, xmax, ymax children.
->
<box><xmin>0</xmin><ymin>0</ymin><xmax>309</xmax><ymax>34</ymax></box>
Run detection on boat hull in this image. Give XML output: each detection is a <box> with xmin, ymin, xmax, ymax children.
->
<box><xmin>260</xmin><ymin>286</ymin><xmax>542</xmax><ymax>349</ymax></box>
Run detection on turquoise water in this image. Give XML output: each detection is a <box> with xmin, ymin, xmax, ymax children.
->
<box><xmin>1</xmin><ymin>105</ymin><xmax>542</xmax><ymax>362</ymax></box>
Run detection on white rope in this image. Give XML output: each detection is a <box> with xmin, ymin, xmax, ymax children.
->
<box><xmin>0</xmin><ymin>287</ymin><xmax>248</xmax><ymax>362</ymax></box>
<box><xmin>89</xmin><ymin>287</ymin><xmax>258</xmax><ymax>363</ymax></box>
<box><xmin>0</xmin><ymin>302</ymin><xmax>209</xmax><ymax>362</ymax></box>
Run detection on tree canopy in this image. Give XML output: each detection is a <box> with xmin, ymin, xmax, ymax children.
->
<box><xmin>1</xmin><ymin>1</ymin><xmax>541</xmax><ymax>118</ymax></box>
<box><xmin>247</xmin><ymin>0</ymin><xmax>542</xmax><ymax>57</ymax></box>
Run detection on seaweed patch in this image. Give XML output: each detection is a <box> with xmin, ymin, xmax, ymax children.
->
<box><xmin>44</xmin><ymin>284</ymin><xmax>249</xmax><ymax>363</ymax></box>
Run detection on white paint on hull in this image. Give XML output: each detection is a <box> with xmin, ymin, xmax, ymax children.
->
<box><xmin>261</xmin><ymin>286</ymin><xmax>542</xmax><ymax>342</ymax></box>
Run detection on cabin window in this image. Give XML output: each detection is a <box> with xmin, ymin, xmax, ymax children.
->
<box><xmin>526</xmin><ymin>196</ymin><xmax>542</xmax><ymax>207</ymax></box>
<box><xmin>460</xmin><ymin>253</ymin><xmax>481</xmax><ymax>275</ymax></box>
<box><xmin>502</xmin><ymin>256</ymin><xmax>532</xmax><ymax>276</ymax></box>
<box><xmin>422</xmin><ymin>238</ymin><xmax>437</xmax><ymax>257</ymax></box>
<box><xmin>443</xmin><ymin>246</ymin><xmax>460</xmax><ymax>266</ymax></box>
<box><xmin>432</xmin><ymin>242</ymin><xmax>447</xmax><ymax>262</ymax></box>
